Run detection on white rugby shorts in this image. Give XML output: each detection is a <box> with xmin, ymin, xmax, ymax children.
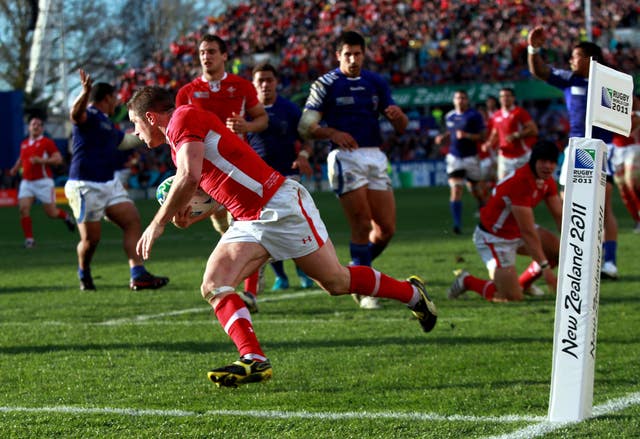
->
<box><xmin>446</xmin><ymin>153</ymin><xmax>482</xmax><ymax>181</ymax></box>
<box><xmin>327</xmin><ymin>147</ymin><xmax>392</xmax><ymax>196</ymax></box>
<box><xmin>473</xmin><ymin>225</ymin><xmax>522</xmax><ymax>273</ymax></box>
<box><xmin>219</xmin><ymin>179</ymin><xmax>329</xmax><ymax>261</ymax></box>
<box><xmin>18</xmin><ymin>178</ymin><xmax>55</xmax><ymax>204</ymax></box>
<box><xmin>64</xmin><ymin>178</ymin><xmax>132</xmax><ymax>223</ymax></box>
<box><xmin>497</xmin><ymin>151</ymin><xmax>530</xmax><ymax>181</ymax></box>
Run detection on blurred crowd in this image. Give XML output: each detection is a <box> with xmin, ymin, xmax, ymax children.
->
<box><xmin>108</xmin><ymin>0</ymin><xmax>639</xmax><ymax>185</ymax></box>
<box><xmin>116</xmin><ymin>0</ymin><xmax>639</xmax><ymax>99</ymax></box>
<box><xmin>7</xmin><ymin>1</ymin><xmax>639</xmax><ymax>191</ymax></box>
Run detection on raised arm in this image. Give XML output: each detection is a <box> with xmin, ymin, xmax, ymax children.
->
<box><xmin>527</xmin><ymin>26</ymin><xmax>551</xmax><ymax>81</ymax></box>
<box><xmin>70</xmin><ymin>69</ymin><xmax>92</xmax><ymax>125</ymax></box>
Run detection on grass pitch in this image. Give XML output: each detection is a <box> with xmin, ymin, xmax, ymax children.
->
<box><xmin>0</xmin><ymin>186</ymin><xmax>638</xmax><ymax>438</ymax></box>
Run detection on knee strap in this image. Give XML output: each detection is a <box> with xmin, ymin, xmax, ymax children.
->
<box><xmin>203</xmin><ymin>286</ymin><xmax>235</xmax><ymax>305</ymax></box>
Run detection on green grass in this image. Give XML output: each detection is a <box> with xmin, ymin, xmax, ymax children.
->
<box><xmin>0</xmin><ymin>186</ymin><xmax>638</xmax><ymax>438</ymax></box>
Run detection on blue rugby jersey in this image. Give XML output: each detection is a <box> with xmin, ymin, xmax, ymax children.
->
<box><xmin>546</xmin><ymin>67</ymin><xmax>613</xmax><ymax>143</ymax></box>
<box><xmin>247</xmin><ymin>95</ymin><xmax>303</xmax><ymax>177</ymax></box>
<box><xmin>303</xmin><ymin>68</ymin><xmax>396</xmax><ymax>149</ymax></box>
<box><xmin>444</xmin><ymin>108</ymin><xmax>485</xmax><ymax>158</ymax></box>
<box><xmin>69</xmin><ymin>106</ymin><xmax>124</xmax><ymax>182</ymax></box>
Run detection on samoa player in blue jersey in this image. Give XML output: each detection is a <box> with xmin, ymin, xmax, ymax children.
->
<box><xmin>64</xmin><ymin>69</ymin><xmax>168</xmax><ymax>291</ymax></box>
<box><xmin>247</xmin><ymin>62</ymin><xmax>315</xmax><ymax>297</ymax></box>
<box><xmin>528</xmin><ymin>26</ymin><xmax>620</xmax><ymax>280</ymax></box>
<box><xmin>298</xmin><ymin>31</ymin><xmax>408</xmax><ymax>310</ymax></box>
<box><xmin>435</xmin><ymin>90</ymin><xmax>487</xmax><ymax>235</ymax></box>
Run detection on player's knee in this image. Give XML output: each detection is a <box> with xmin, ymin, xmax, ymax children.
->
<box><xmin>200</xmin><ymin>285</ymin><xmax>235</xmax><ymax>305</ymax></box>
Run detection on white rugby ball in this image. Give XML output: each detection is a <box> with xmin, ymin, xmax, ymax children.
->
<box><xmin>155</xmin><ymin>176</ymin><xmax>217</xmax><ymax>217</ymax></box>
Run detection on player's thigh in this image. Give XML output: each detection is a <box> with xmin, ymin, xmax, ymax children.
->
<box><xmin>105</xmin><ymin>201</ymin><xmax>141</xmax><ymax>230</ymax></box>
<box><xmin>339</xmin><ymin>186</ymin><xmax>372</xmax><ymax>224</ymax></box>
<box><xmin>42</xmin><ymin>202</ymin><xmax>59</xmax><ymax>217</ymax></box>
<box><xmin>204</xmin><ymin>241</ymin><xmax>269</xmax><ymax>290</ymax></box>
<box><xmin>17</xmin><ymin>196</ymin><xmax>34</xmax><ymax>214</ymax></box>
<box><xmin>78</xmin><ymin>220</ymin><xmax>101</xmax><ymax>244</ymax></box>
<box><xmin>493</xmin><ymin>266</ymin><xmax>523</xmax><ymax>301</ymax></box>
<box><xmin>294</xmin><ymin>238</ymin><xmax>349</xmax><ymax>294</ymax></box>
<box><xmin>368</xmin><ymin>188</ymin><xmax>396</xmax><ymax>232</ymax></box>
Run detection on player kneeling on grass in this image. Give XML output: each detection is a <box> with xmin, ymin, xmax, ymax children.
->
<box><xmin>448</xmin><ymin>140</ymin><xmax>562</xmax><ymax>302</ymax></box>
<box><xmin>127</xmin><ymin>86</ymin><xmax>437</xmax><ymax>388</ymax></box>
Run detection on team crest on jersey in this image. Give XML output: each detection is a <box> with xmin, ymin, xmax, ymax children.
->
<box><xmin>336</xmin><ymin>96</ymin><xmax>355</xmax><ymax>105</ymax></box>
<box><xmin>194</xmin><ymin>91</ymin><xmax>210</xmax><ymax>98</ymax></box>
<box><xmin>227</xmin><ymin>86</ymin><xmax>236</xmax><ymax>97</ymax></box>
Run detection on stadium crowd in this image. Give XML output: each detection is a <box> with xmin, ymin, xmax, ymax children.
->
<box><xmin>5</xmin><ymin>0</ymin><xmax>640</xmax><ymax>190</ymax></box>
<box><xmin>115</xmin><ymin>0</ymin><xmax>640</xmax><ymax>98</ymax></box>
<box><xmin>106</xmin><ymin>0</ymin><xmax>639</xmax><ymax>181</ymax></box>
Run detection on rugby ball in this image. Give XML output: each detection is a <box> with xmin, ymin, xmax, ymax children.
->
<box><xmin>155</xmin><ymin>176</ymin><xmax>217</xmax><ymax>217</ymax></box>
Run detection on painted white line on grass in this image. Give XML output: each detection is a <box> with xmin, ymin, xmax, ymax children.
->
<box><xmin>486</xmin><ymin>391</ymin><xmax>640</xmax><ymax>439</ymax></box>
<box><xmin>0</xmin><ymin>405</ymin><xmax>543</xmax><ymax>423</ymax></box>
<box><xmin>98</xmin><ymin>290</ymin><xmax>325</xmax><ymax>325</ymax></box>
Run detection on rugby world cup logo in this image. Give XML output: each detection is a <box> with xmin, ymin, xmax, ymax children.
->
<box><xmin>601</xmin><ymin>87</ymin><xmax>613</xmax><ymax>109</ymax></box>
<box><xmin>574</xmin><ymin>149</ymin><xmax>596</xmax><ymax>170</ymax></box>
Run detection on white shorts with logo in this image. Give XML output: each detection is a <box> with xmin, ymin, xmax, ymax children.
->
<box><xmin>18</xmin><ymin>178</ymin><xmax>55</xmax><ymax>204</ymax></box>
<box><xmin>446</xmin><ymin>153</ymin><xmax>482</xmax><ymax>182</ymax></box>
<box><xmin>64</xmin><ymin>178</ymin><xmax>132</xmax><ymax>223</ymax></box>
<box><xmin>219</xmin><ymin>179</ymin><xmax>329</xmax><ymax>261</ymax></box>
<box><xmin>473</xmin><ymin>225</ymin><xmax>523</xmax><ymax>272</ymax></box>
<box><xmin>497</xmin><ymin>152</ymin><xmax>531</xmax><ymax>181</ymax></box>
<box><xmin>327</xmin><ymin>147</ymin><xmax>392</xmax><ymax>196</ymax></box>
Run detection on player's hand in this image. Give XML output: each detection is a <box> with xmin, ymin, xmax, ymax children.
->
<box><xmin>455</xmin><ymin>130</ymin><xmax>466</xmax><ymax>140</ymax></box>
<box><xmin>171</xmin><ymin>205</ymin><xmax>193</xmax><ymax>229</ymax></box>
<box><xmin>30</xmin><ymin>156</ymin><xmax>44</xmax><ymax>164</ymax></box>
<box><xmin>292</xmin><ymin>155</ymin><xmax>313</xmax><ymax>177</ymax></box>
<box><xmin>136</xmin><ymin>221</ymin><xmax>165</xmax><ymax>260</ymax></box>
<box><xmin>528</xmin><ymin>26</ymin><xmax>545</xmax><ymax>48</ymax></box>
<box><xmin>330</xmin><ymin>130</ymin><xmax>358</xmax><ymax>151</ymax></box>
<box><xmin>226</xmin><ymin>112</ymin><xmax>248</xmax><ymax>134</ymax></box>
<box><xmin>542</xmin><ymin>267</ymin><xmax>557</xmax><ymax>294</ymax></box>
<box><xmin>384</xmin><ymin>105</ymin><xmax>404</xmax><ymax>122</ymax></box>
<box><xmin>79</xmin><ymin>69</ymin><xmax>93</xmax><ymax>94</ymax></box>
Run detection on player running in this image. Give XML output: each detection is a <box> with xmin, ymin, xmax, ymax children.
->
<box><xmin>9</xmin><ymin>116</ymin><xmax>75</xmax><ymax>248</ymax></box>
<box><xmin>127</xmin><ymin>86</ymin><xmax>437</xmax><ymax>388</ymax></box>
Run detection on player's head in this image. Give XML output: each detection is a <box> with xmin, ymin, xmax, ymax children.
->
<box><xmin>498</xmin><ymin>88</ymin><xmax>515</xmax><ymax>110</ymax></box>
<box><xmin>336</xmin><ymin>31</ymin><xmax>365</xmax><ymax>78</ymax></box>
<box><xmin>252</xmin><ymin>62</ymin><xmax>278</xmax><ymax>105</ymax></box>
<box><xmin>570</xmin><ymin>41</ymin><xmax>602</xmax><ymax>76</ymax></box>
<box><xmin>198</xmin><ymin>34</ymin><xmax>228</xmax><ymax>78</ymax></box>
<box><xmin>529</xmin><ymin>140</ymin><xmax>559</xmax><ymax>179</ymax></box>
<box><xmin>486</xmin><ymin>95</ymin><xmax>498</xmax><ymax>112</ymax></box>
<box><xmin>90</xmin><ymin>82</ymin><xmax>118</xmax><ymax>115</ymax></box>
<box><xmin>453</xmin><ymin>90</ymin><xmax>469</xmax><ymax>112</ymax></box>
<box><xmin>27</xmin><ymin>116</ymin><xmax>44</xmax><ymax>138</ymax></box>
<box><xmin>127</xmin><ymin>86</ymin><xmax>175</xmax><ymax>148</ymax></box>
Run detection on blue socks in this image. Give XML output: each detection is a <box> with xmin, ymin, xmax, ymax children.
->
<box><xmin>350</xmin><ymin>242</ymin><xmax>372</xmax><ymax>266</ymax></box>
<box><xmin>603</xmin><ymin>241</ymin><xmax>617</xmax><ymax>264</ymax></box>
<box><xmin>450</xmin><ymin>200</ymin><xmax>463</xmax><ymax>230</ymax></box>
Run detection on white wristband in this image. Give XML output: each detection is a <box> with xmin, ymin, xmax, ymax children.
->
<box><xmin>528</xmin><ymin>45</ymin><xmax>540</xmax><ymax>55</ymax></box>
<box><xmin>298</xmin><ymin>150</ymin><xmax>310</xmax><ymax>159</ymax></box>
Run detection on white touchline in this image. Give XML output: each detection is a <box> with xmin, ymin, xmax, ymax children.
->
<box><xmin>0</xmin><ymin>392</ymin><xmax>637</xmax><ymax>424</ymax></box>
<box><xmin>98</xmin><ymin>290</ymin><xmax>326</xmax><ymax>325</ymax></box>
<box><xmin>0</xmin><ymin>405</ymin><xmax>542</xmax><ymax>423</ymax></box>
<box><xmin>485</xmin><ymin>391</ymin><xmax>640</xmax><ymax>439</ymax></box>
